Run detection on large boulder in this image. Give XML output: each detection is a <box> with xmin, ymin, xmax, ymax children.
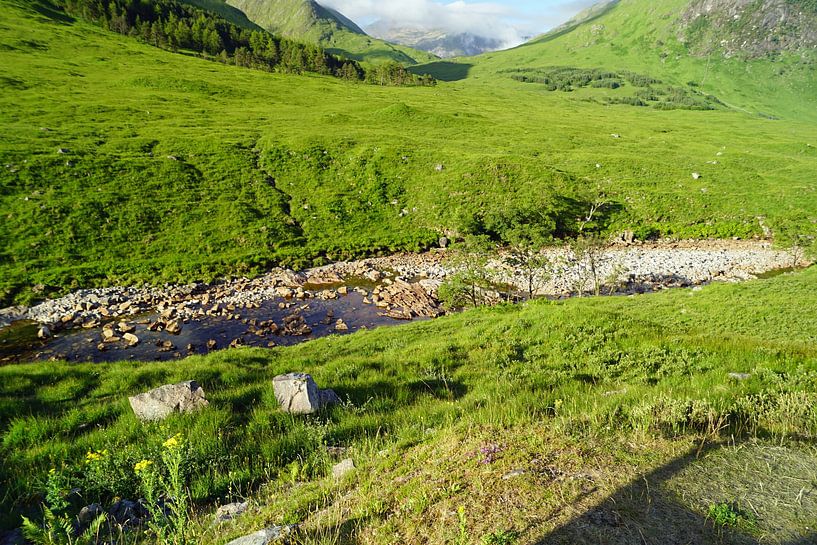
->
<box><xmin>225</xmin><ymin>526</ymin><xmax>297</xmax><ymax>545</ymax></box>
<box><xmin>273</xmin><ymin>373</ymin><xmax>340</xmax><ymax>415</ymax></box>
<box><xmin>128</xmin><ymin>381</ymin><xmax>208</xmax><ymax>421</ymax></box>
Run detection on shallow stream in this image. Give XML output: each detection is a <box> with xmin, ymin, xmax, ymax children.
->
<box><xmin>1</xmin><ymin>292</ymin><xmax>414</xmax><ymax>364</ymax></box>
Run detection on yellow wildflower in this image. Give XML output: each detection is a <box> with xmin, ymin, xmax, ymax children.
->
<box><xmin>48</xmin><ymin>468</ymin><xmax>56</xmax><ymax>475</ymax></box>
<box><xmin>134</xmin><ymin>459</ymin><xmax>154</xmax><ymax>473</ymax></box>
<box><xmin>85</xmin><ymin>450</ymin><xmax>106</xmax><ymax>464</ymax></box>
<box><xmin>162</xmin><ymin>434</ymin><xmax>182</xmax><ymax>450</ymax></box>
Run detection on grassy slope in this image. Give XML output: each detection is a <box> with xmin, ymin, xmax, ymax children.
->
<box><xmin>1</xmin><ymin>0</ymin><xmax>816</xmax><ymax>305</ymax></box>
<box><xmin>1</xmin><ymin>267</ymin><xmax>816</xmax><ymax>540</ymax></box>
<box><xmin>463</xmin><ymin>0</ymin><xmax>817</xmax><ymax>121</ymax></box>
<box><xmin>225</xmin><ymin>0</ymin><xmax>438</xmax><ymax>65</ymax></box>
<box><xmin>181</xmin><ymin>0</ymin><xmax>264</xmax><ymax>30</ymax></box>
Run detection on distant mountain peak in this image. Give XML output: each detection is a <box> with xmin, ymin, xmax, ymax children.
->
<box><xmin>313</xmin><ymin>1</ymin><xmax>365</xmax><ymax>35</ymax></box>
<box><xmin>367</xmin><ymin>21</ymin><xmax>508</xmax><ymax>58</ymax></box>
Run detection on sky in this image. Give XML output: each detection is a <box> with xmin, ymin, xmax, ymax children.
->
<box><xmin>318</xmin><ymin>0</ymin><xmax>599</xmax><ymax>49</ymax></box>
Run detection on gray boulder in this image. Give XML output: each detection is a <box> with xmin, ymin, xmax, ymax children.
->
<box><xmin>273</xmin><ymin>373</ymin><xmax>340</xmax><ymax>415</ymax></box>
<box><xmin>128</xmin><ymin>380</ymin><xmax>208</xmax><ymax>421</ymax></box>
<box><xmin>78</xmin><ymin>503</ymin><xmax>104</xmax><ymax>525</ymax></box>
<box><xmin>225</xmin><ymin>526</ymin><xmax>297</xmax><ymax>545</ymax></box>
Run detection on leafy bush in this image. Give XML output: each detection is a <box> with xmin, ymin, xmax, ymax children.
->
<box><xmin>509</xmin><ymin>66</ymin><xmax>723</xmax><ymax>110</ymax></box>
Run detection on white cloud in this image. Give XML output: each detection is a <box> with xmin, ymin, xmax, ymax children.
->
<box><xmin>317</xmin><ymin>0</ymin><xmax>529</xmax><ymax>48</ymax></box>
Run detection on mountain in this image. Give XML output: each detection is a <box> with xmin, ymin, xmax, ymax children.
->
<box><xmin>226</xmin><ymin>0</ymin><xmax>437</xmax><ymax>65</ymax></box>
<box><xmin>366</xmin><ymin>22</ymin><xmax>506</xmax><ymax>58</ymax></box>
<box><xmin>227</xmin><ymin>0</ymin><xmax>363</xmax><ymax>36</ymax></box>
<box><xmin>466</xmin><ymin>0</ymin><xmax>817</xmax><ymax>120</ymax></box>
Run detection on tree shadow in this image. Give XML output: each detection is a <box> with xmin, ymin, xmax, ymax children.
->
<box><xmin>12</xmin><ymin>0</ymin><xmax>74</xmax><ymax>24</ymax></box>
<box><xmin>535</xmin><ymin>441</ymin><xmax>817</xmax><ymax>545</ymax></box>
<box><xmin>550</xmin><ymin>194</ymin><xmax>625</xmax><ymax>238</ymax></box>
<box><xmin>409</xmin><ymin>62</ymin><xmax>473</xmax><ymax>82</ymax></box>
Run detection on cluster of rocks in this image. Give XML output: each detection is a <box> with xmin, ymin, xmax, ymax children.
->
<box><xmin>79</xmin><ymin>499</ymin><xmax>147</xmax><ymax>528</ymax></box>
<box><xmin>368</xmin><ymin>278</ymin><xmax>443</xmax><ymax>319</ymax></box>
<box><xmin>17</xmin><ymin>284</ymin><xmax>203</xmax><ymax>332</ymax></box>
<box><xmin>0</xmin><ymin>241</ymin><xmax>797</xmax><ymax>336</ymax></box>
<box><xmin>498</xmin><ymin>240</ymin><xmax>795</xmax><ymax>297</ymax></box>
<box><xmin>1</xmin><ymin>259</ymin><xmax>445</xmax><ymax>334</ymax></box>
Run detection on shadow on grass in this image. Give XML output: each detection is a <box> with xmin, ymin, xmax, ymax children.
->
<box><xmin>13</xmin><ymin>0</ymin><xmax>74</xmax><ymax>24</ymax></box>
<box><xmin>334</xmin><ymin>379</ymin><xmax>468</xmax><ymax>406</ymax></box>
<box><xmin>409</xmin><ymin>62</ymin><xmax>473</xmax><ymax>82</ymax></box>
<box><xmin>535</xmin><ymin>441</ymin><xmax>817</xmax><ymax>545</ymax></box>
<box><xmin>298</xmin><ymin>515</ymin><xmax>371</xmax><ymax>544</ymax></box>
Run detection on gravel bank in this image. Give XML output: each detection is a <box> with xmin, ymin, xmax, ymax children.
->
<box><xmin>0</xmin><ymin>240</ymin><xmax>798</xmax><ymax>331</ymax></box>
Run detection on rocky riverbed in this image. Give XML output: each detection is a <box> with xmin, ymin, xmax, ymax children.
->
<box><xmin>0</xmin><ymin>240</ymin><xmax>799</xmax><ymax>363</ymax></box>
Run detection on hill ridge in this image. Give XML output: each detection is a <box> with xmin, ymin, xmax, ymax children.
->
<box><xmin>227</xmin><ymin>0</ymin><xmax>438</xmax><ymax>65</ymax></box>
<box><xmin>464</xmin><ymin>0</ymin><xmax>817</xmax><ymax>121</ymax></box>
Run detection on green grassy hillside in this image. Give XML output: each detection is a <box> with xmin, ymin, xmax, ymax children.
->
<box><xmin>182</xmin><ymin>0</ymin><xmax>263</xmax><ymax>29</ymax></box>
<box><xmin>463</xmin><ymin>0</ymin><xmax>817</xmax><ymax>121</ymax></box>
<box><xmin>226</xmin><ymin>0</ymin><xmax>438</xmax><ymax>65</ymax></box>
<box><xmin>1</xmin><ymin>0</ymin><xmax>816</xmax><ymax>305</ymax></box>
<box><xmin>2</xmin><ymin>264</ymin><xmax>816</xmax><ymax>541</ymax></box>
<box><xmin>3</xmin><ymin>1</ymin><xmax>817</xmax><ymax>543</ymax></box>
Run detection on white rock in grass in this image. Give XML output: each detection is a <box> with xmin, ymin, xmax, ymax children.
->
<box><xmin>272</xmin><ymin>373</ymin><xmax>340</xmax><ymax>414</ymax></box>
<box><xmin>128</xmin><ymin>380</ymin><xmax>208</xmax><ymax>421</ymax></box>
<box><xmin>224</xmin><ymin>526</ymin><xmax>297</xmax><ymax>545</ymax></box>
<box><xmin>332</xmin><ymin>458</ymin><xmax>355</xmax><ymax>480</ymax></box>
